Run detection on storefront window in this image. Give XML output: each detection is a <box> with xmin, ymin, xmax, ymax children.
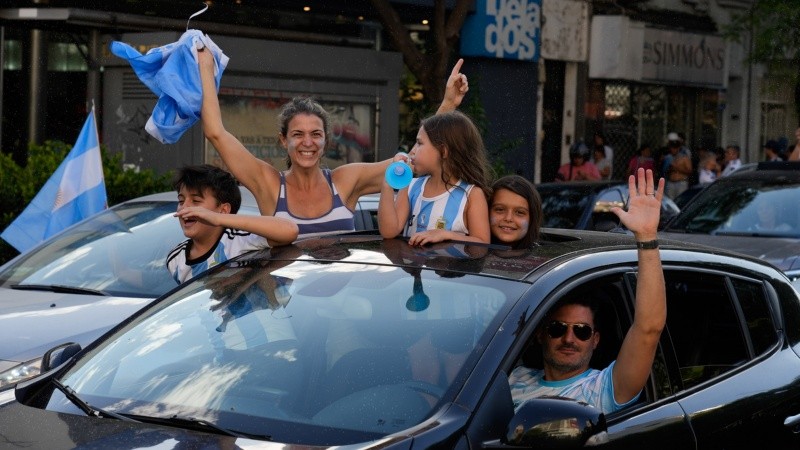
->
<box><xmin>3</xmin><ymin>40</ymin><xmax>22</xmax><ymax>70</ymax></box>
<box><xmin>205</xmin><ymin>87</ymin><xmax>376</xmax><ymax>169</ymax></box>
<box><xmin>586</xmin><ymin>80</ymin><xmax>721</xmax><ymax>178</ymax></box>
<box><xmin>48</xmin><ymin>42</ymin><xmax>88</xmax><ymax>71</ymax></box>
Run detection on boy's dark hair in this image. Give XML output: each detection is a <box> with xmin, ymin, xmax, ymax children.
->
<box><xmin>173</xmin><ymin>164</ymin><xmax>242</xmax><ymax>213</ymax></box>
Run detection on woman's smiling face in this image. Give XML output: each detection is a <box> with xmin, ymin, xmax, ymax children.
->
<box><xmin>281</xmin><ymin>113</ymin><xmax>326</xmax><ymax>167</ymax></box>
<box><xmin>490</xmin><ymin>188</ymin><xmax>530</xmax><ymax>245</ymax></box>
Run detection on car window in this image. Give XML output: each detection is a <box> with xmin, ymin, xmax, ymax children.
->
<box><xmin>49</xmin><ymin>259</ymin><xmax>527</xmax><ymax>445</ymax></box>
<box><xmin>662</xmin><ymin>271</ymin><xmax>777</xmax><ymax>391</ymax></box>
<box><xmin>0</xmin><ymin>201</ymin><xmax>183</xmax><ymax>297</ymax></box>
<box><xmin>515</xmin><ymin>274</ymin><xmax>632</xmax><ymax>387</ymax></box>
<box><xmin>591</xmin><ymin>189</ymin><xmax>625</xmax><ymax>231</ymax></box>
<box><xmin>667</xmin><ymin>180</ymin><xmax>800</xmax><ymax>237</ymax></box>
<box><xmin>539</xmin><ymin>185</ymin><xmax>593</xmax><ymax>229</ymax></box>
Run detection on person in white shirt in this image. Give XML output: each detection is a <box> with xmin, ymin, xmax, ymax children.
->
<box><xmin>593</xmin><ymin>132</ymin><xmax>614</xmax><ymax>178</ymax></box>
<box><xmin>720</xmin><ymin>145</ymin><xmax>742</xmax><ymax>177</ymax></box>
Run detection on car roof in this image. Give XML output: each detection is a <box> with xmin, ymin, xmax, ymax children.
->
<box><xmin>720</xmin><ymin>160</ymin><xmax>800</xmax><ymax>182</ymax></box>
<box><xmin>536</xmin><ymin>180</ymin><xmax>629</xmax><ymax>192</ymax></box>
<box><xmin>255</xmin><ymin>230</ymin><xmax>750</xmax><ymax>283</ymax></box>
<box><xmin>125</xmin><ymin>186</ymin><xmax>259</xmax><ymax>209</ymax></box>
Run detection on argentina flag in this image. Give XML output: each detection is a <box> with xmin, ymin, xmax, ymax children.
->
<box><xmin>1</xmin><ymin>108</ymin><xmax>107</xmax><ymax>254</ymax></box>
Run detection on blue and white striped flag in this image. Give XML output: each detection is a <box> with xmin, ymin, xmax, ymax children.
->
<box><xmin>1</xmin><ymin>108</ymin><xmax>107</xmax><ymax>254</ymax></box>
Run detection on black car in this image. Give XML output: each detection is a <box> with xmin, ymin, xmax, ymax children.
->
<box><xmin>537</xmin><ymin>180</ymin><xmax>680</xmax><ymax>232</ymax></box>
<box><xmin>2</xmin><ymin>232</ymin><xmax>800</xmax><ymax>449</ymax></box>
<box><xmin>660</xmin><ymin>161</ymin><xmax>800</xmax><ymax>284</ymax></box>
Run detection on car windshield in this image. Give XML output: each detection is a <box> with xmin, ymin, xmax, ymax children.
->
<box><xmin>0</xmin><ymin>201</ymin><xmax>183</xmax><ymax>297</ymax></box>
<box><xmin>666</xmin><ymin>179</ymin><xmax>800</xmax><ymax>237</ymax></box>
<box><xmin>49</xmin><ymin>253</ymin><xmax>525</xmax><ymax>445</ymax></box>
<box><xmin>538</xmin><ymin>184</ymin><xmax>594</xmax><ymax>229</ymax></box>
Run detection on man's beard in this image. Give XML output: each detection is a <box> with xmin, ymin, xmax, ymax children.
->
<box><xmin>543</xmin><ymin>344</ymin><xmax>592</xmax><ymax>374</ymax></box>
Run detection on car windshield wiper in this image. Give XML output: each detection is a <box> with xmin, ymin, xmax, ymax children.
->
<box><xmin>52</xmin><ymin>379</ymin><xmax>137</xmax><ymax>422</ymax></box>
<box><xmin>145</xmin><ymin>415</ymin><xmax>272</xmax><ymax>440</ymax></box>
<box><xmin>11</xmin><ymin>284</ymin><xmax>107</xmax><ymax>296</ymax></box>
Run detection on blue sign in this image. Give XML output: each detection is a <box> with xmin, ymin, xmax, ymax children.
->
<box><xmin>460</xmin><ymin>0</ymin><xmax>541</xmax><ymax>61</ymax></box>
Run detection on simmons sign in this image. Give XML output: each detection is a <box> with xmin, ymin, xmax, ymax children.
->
<box><xmin>642</xmin><ymin>28</ymin><xmax>725</xmax><ymax>87</ymax></box>
<box><xmin>460</xmin><ymin>0</ymin><xmax>541</xmax><ymax>61</ymax></box>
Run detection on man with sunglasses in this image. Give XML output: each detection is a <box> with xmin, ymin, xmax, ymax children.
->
<box><xmin>509</xmin><ymin>168</ymin><xmax>667</xmax><ymax>415</ymax></box>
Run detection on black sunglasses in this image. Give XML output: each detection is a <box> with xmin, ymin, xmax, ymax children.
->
<box><xmin>545</xmin><ymin>321</ymin><xmax>595</xmax><ymax>341</ymax></box>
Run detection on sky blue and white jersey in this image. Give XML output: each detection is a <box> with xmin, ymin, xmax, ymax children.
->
<box><xmin>509</xmin><ymin>361</ymin><xmax>638</xmax><ymax>415</ymax></box>
<box><xmin>404</xmin><ymin>176</ymin><xmax>472</xmax><ymax>237</ymax></box>
<box><xmin>166</xmin><ymin>228</ymin><xmax>269</xmax><ymax>284</ymax></box>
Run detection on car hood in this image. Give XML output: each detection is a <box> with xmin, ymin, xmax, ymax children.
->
<box><xmin>658</xmin><ymin>232</ymin><xmax>800</xmax><ymax>273</ymax></box>
<box><xmin>0</xmin><ymin>288</ymin><xmax>152</xmax><ymax>366</ymax></box>
<box><xmin>0</xmin><ymin>400</ymin><xmax>408</xmax><ymax>449</ymax></box>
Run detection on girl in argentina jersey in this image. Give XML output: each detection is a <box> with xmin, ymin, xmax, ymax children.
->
<box><xmin>378</xmin><ymin>111</ymin><xmax>491</xmax><ymax>246</ymax></box>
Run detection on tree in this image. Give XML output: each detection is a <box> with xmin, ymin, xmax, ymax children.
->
<box><xmin>367</xmin><ymin>0</ymin><xmax>473</xmax><ymax>106</ymax></box>
<box><xmin>722</xmin><ymin>0</ymin><xmax>800</xmax><ymax>124</ymax></box>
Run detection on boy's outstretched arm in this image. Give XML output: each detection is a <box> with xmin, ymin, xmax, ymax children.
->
<box><xmin>176</xmin><ymin>206</ymin><xmax>299</xmax><ymax>246</ymax></box>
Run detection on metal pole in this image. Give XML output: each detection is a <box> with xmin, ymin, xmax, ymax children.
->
<box><xmin>27</xmin><ymin>28</ymin><xmax>47</xmax><ymax>146</ymax></box>
<box><xmin>86</xmin><ymin>29</ymin><xmax>99</xmax><ymax>115</ymax></box>
<box><xmin>0</xmin><ymin>26</ymin><xmax>5</xmax><ymax>151</ymax></box>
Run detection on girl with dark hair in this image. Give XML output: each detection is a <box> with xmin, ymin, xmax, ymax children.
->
<box><xmin>378</xmin><ymin>111</ymin><xmax>492</xmax><ymax>246</ymax></box>
<box><xmin>489</xmin><ymin>175</ymin><xmax>542</xmax><ymax>249</ymax></box>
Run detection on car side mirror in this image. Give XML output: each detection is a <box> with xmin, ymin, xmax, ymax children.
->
<box><xmin>503</xmin><ymin>396</ymin><xmax>608</xmax><ymax>447</ymax></box>
<box><xmin>41</xmin><ymin>342</ymin><xmax>82</xmax><ymax>372</ymax></box>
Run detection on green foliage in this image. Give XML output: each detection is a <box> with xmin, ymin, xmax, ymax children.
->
<box><xmin>0</xmin><ymin>141</ymin><xmax>172</xmax><ymax>265</ymax></box>
<box><xmin>722</xmin><ymin>0</ymin><xmax>800</xmax><ymax>121</ymax></box>
<box><xmin>398</xmin><ymin>68</ymin><xmax>437</xmax><ymax>149</ymax></box>
<box><xmin>101</xmin><ymin>150</ymin><xmax>172</xmax><ymax>206</ymax></box>
<box><xmin>722</xmin><ymin>0</ymin><xmax>800</xmax><ymax>64</ymax></box>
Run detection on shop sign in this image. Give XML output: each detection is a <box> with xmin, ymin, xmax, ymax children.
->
<box><xmin>460</xmin><ymin>0</ymin><xmax>541</xmax><ymax>61</ymax></box>
<box><xmin>642</xmin><ymin>28</ymin><xmax>726</xmax><ymax>87</ymax></box>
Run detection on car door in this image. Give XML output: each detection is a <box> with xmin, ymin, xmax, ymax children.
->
<box><xmin>487</xmin><ymin>269</ymin><xmax>696</xmax><ymax>449</ymax></box>
<box><xmin>594</xmin><ymin>271</ymin><xmax>695</xmax><ymax>449</ymax></box>
<box><xmin>659</xmin><ymin>271</ymin><xmax>800</xmax><ymax>449</ymax></box>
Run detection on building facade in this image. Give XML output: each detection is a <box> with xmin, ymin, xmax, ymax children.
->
<box><xmin>1</xmin><ymin>1</ymin><xmax>795</xmax><ymax>182</ymax></box>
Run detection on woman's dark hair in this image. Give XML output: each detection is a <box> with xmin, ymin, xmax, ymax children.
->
<box><xmin>490</xmin><ymin>175</ymin><xmax>542</xmax><ymax>249</ymax></box>
<box><xmin>278</xmin><ymin>97</ymin><xmax>331</xmax><ymax>168</ymax></box>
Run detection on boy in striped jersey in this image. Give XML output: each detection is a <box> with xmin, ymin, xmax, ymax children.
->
<box><xmin>166</xmin><ymin>164</ymin><xmax>298</xmax><ymax>284</ymax></box>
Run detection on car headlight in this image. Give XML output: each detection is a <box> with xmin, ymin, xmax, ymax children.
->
<box><xmin>0</xmin><ymin>358</ymin><xmax>42</xmax><ymax>390</ymax></box>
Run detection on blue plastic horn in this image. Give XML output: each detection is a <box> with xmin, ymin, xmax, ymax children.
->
<box><xmin>385</xmin><ymin>161</ymin><xmax>413</xmax><ymax>190</ymax></box>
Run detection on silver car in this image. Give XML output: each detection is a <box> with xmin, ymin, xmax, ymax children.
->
<box><xmin>0</xmin><ymin>188</ymin><xmax>260</xmax><ymax>390</ymax></box>
<box><xmin>0</xmin><ymin>187</ymin><xmax>384</xmax><ymax>390</ymax></box>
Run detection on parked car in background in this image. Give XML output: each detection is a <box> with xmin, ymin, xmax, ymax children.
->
<box><xmin>537</xmin><ymin>180</ymin><xmax>680</xmax><ymax>231</ymax></box>
<box><xmin>672</xmin><ymin>184</ymin><xmax>705</xmax><ymax>209</ymax></box>
<box><xmin>354</xmin><ymin>193</ymin><xmax>379</xmax><ymax>231</ymax></box>
<box><xmin>660</xmin><ymin>161</ymin><xmax>800</xmax><ymax>284</ymax></box>
<box><xmin>0</xmin><ymin>188</ymin><xmax>262</xmax><ymax>391</ymax></box>
<box><xmin>3</xmin><ymin>232</ymin><xmax>800</xmax><ymax>448</ymax></box>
